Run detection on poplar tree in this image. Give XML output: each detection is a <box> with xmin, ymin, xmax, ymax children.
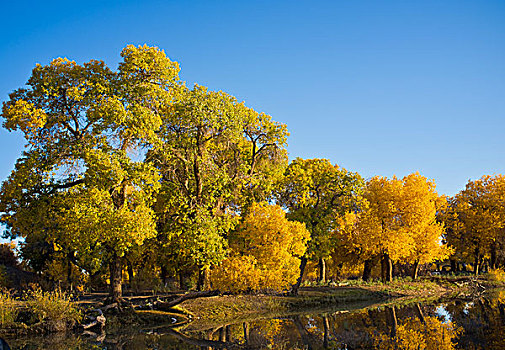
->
<box><xmin>0</xmin><ymin>45</ymin><xmax>180</xmax><ymax>300</ymax></box>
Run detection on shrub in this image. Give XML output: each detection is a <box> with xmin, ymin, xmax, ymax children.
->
<box><xmin>487</xmin><ymin>268</ymin><xmax>505</xmax><ymax>283</ymax></box>
<box><xmin>25</xmin><ymin>287</ymin><xmax>82</xmax><ymax>330</ymax></box>
<box><xmin>0</xmin><ymin>289</ymin><xmax>18</xmax><ymax>327</ymax></box>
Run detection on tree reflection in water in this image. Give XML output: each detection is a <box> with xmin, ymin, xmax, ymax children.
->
<box><xmin>5</xmin><ymin>291</ymin><xmax>505</xmax><ymax>349</ymax></box>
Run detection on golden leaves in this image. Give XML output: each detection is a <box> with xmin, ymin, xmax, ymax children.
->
<box><xmin>335</xmin><ymin>173</ymin><xmax>450</xmax><ymax>265</ymax></box>
<box><xmin>2</xmin><ymin>99</ymin><xmax>47</xmax><ymax>137</ymax></box>
<box><xmin>211</xmin><ymin>202</ymin><xmax>310</xmax><ymax>293</ymax></box>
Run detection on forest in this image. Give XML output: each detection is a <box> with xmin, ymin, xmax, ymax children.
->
<box><xmin>1</xmin><ymin>45</ymin><xmax>504</xmax><ymax>301</ymax></box>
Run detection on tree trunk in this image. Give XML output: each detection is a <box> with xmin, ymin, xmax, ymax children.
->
<box><xmin>293</xmin><ymin>315</ymin><xmax>314</xmax><ymax>350</ymax></box>
<box><xmin>381</xmin><ymin>254</ymin><xmax>392</xmax><ymax>283</ymax></box>
<box><xmin>362</xmin><ymin>259</ymin><xmax>373</xmax><ymax>281</ymax></box>
<box><xmin>157</xmin><ymin>290</ymin><xmax>221</xmax><ymax>309</ymax></box>
<box><xmin>415</xmin><ymin>303</ymin><xmax>425</xmax><ymax>324</ymax></box>
<box><xmin>218</xmin><ymin>327</ymin><xmax>226</xmax><ymax>342</ymax></box>
<box><xmin>450</xmin><ymin>259</ymin><xmax>457</xmax><ymax>273</ymax></box>
<box><xmin>67</xmin><ymin>256</ymin><xmax>72</xmax><ymax>291</ymax></box>
<box><xmin>411</xmin><ymin>260</ymin><xmax>420</xmax><ymax>280</ymax></box>
<box><xmin>491</xmin><ymin>245</ymin><xmax>497</xmax><ymax>270</ymax></box>
<box><xmin>179</xmin><ymin>271</ymin><xmax>185</xmax><ymax>290</ymax></box>
<box><xmin>225</xmin><ymin>325</ymin><xmax>231</xmax><ymax>342</ymax></box>
<box><xmin>386</xmin><ymin>306</ymin><xmax>397</xmax><ymax>337</ymax></box>
<box><xmin>318</xmin><ymin>257</ymin><xmax>326</xmax><ymax>283</ymax></box>
<box><xmin>323</xmin><ymin>316</ymin><xmax>330</xmax><ymax>348</ymax></box>
<box><xmin>243</xmin><ymin>322</ymin><xmax>250</xmax><ymax>345</ymax></box>
<box><xmin>160</xmin><ymin>265</ymin><xmax>168</xmax><ymax>286</ymax></box>
<box><xmin>474</xmin><ymin>247</ymin><xmax>482</xmax><ymax>276</ymax></box>
<box><xmin>127</xmin><ymin>262</ymin><xmax>134</xmax><ymax>287</ymax></box>
<box><xmin>109</xmin><ymin>253</ymin><xmax>122</xmax><ymax>301</ymax></box>
<box><xmin>291</xmin><ymin>256</ymin><xmax>308</xmax><ymax>295</ymax></box>
<box><xmin>197</xmin><ymin>267</ymin><xmax>208</xmax><ymax>291</ymax></box>
<box><xmin>474</xmin><ymin>254</ymin><xmax>482</xmax><ymax>276</ymax></box>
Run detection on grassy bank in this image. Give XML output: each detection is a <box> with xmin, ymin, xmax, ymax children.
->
<box><xmin>175</xmin><ymin>275</ymin><xmax>500</xmax><ymax>331</ymax></box>
<box><xmin>0</xmin><ymin>288</ymin><xmax>81</xmax><ymax>336</ymax></box>
<box><xmin>2</xmin><ymin>275</ymin><xmax>502</xmax><ymax>336</ymax></box>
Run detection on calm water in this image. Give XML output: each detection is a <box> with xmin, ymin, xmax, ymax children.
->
<box><xmin>5</xmin><ymin>290</ymin><xmax>505</xmax><ymax>349</ymax></box>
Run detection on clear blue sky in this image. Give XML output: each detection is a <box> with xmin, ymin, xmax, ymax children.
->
<box><xmin>1</xmin><ymin>0</ymin><xmax>504</xmax><ymax>196</ymax></box>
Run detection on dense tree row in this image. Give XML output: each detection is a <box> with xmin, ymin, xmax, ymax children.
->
<box><xmin>440</xmin><ymin>175</ymin><xmax>505</xmax><ymax>275</ymax></box>
<box><xmin>0</xmin><ymin>45</ymin><xmax>500</xmax><ymax>298</ymax></box>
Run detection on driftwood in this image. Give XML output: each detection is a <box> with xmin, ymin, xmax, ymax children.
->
<box><xmin>156</xmin><ymin>290</ymin><xmax>221</xmax><ymax>310</ymax></box>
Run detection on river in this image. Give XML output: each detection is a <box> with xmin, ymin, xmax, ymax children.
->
<box><xmin>4</xmin><ymin>290</ymin><xmax>505</xmax><ymax>349</ymax></box>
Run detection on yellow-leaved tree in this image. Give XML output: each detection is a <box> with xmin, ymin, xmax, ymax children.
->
<box><xmin>211</xmin><ymin>202</ymin><xmax>310</xmax><ymax>293</ymax></box>
<box><xmin>441</xmin><ymin>175</ymin><xmax>505</xmax><ymax>274</ymax></box>
<box><xmin>401</xmin><ymin>174</ymin><xmax>453</xmax><ymax>279</ymax></box>
<box><xmin>335</xmin><ymin>173</ymin><xmax>451</xmax><ymax>281</ymax></box>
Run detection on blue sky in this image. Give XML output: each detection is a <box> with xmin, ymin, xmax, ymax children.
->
<box><xmin>1</xmin><ymin>0</ymin><xmax>504</xmax><ymax>196</ymax></box>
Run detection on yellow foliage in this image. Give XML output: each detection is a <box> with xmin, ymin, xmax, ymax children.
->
<box><xmin>0</xmin><ymin>289</ymin><xmax>18</xmax><ymax>326</ymax></box>
<box><xmin>487</xmin><ymin>268</ymin><xmax>505</xmax><ymax>283</ymax></box>
<box><xmin>25</xmin><ymin>287</ymin><xmax>82</xmax><ymax>327</ymax></box>
<box><xmin>211</xmin><ymin>202</ymin><xmax>310</xmax><ymax>293</ymax></box>
<box><xmin>374</xmin><ymin>316</ymin><xmax>461</xmax><ymax>350</ymax></box>
<box><xmin>2</xmin><ymin>99</ymin><xmax>47</xmax><ymax>137</ymax></box>
<box><xmin>335</xmin><ymin>173</ymin><xmax>451</xmax><ymax>268</ymax></box>
<box><xmin>45</xmin><ymin>259</ymin><xmax>88</xmax><ymax>291</ymax></box>
<box><xmin>210</xmin><ymin>255</ymin><xmax>260</xmax><ymax>293</ymax></box>
<box><xmin>441</xmin><ymin>175</ymin><xmax>505</xmax><ymax>266</ymax></box>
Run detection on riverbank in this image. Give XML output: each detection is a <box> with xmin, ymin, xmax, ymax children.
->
<box><xmin>175</xmin><ymin>275</ymin><xmax>492</xmax><ymax>331</ymax></box>
<box><xmin>1</xmin><ymin>275</ymin><xmax>500</xmax><ymax>337</ymax></box>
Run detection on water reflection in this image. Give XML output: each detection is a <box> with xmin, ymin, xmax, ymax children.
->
<box><xmin>5</xmin><ymin>290</ymin><xmax>505</xmax><ymax>349</ymax></box>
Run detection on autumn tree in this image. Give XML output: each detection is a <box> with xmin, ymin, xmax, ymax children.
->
<box><xmin>277</xmin><ymin>158</ymin><xmax>364</xmax><ymax>292</ymax></box>
<box><xmin>401</xmin><ymin>174</ymin><xmax>452</xmax><ymax>279</ymax></box>
<box><xmin>210</xmin><ymin>202</ymin><xmax>310</xmax><ymax>293</ymax></box>
<box><xmin>373</xmin><ymin>315</ymin><xmax>461</xmax><ymax>350</ymax></box>
<box><xmin>0</xmin><ymin>45</ymin><xmax>180</xmax><ymax>300</ymax></box>
<box><xmin>336</xmin><ymin>173</ymin><xmax>450</xmax><ymax>281</ymax></box>
<box><xmin>441</xmin><ymin>175</ymin><xmax>505</xmax><ymax>274</ymax></box>
<box><xmin>149</xmin><ymin>85</ymin><xmax>288</xmax><ymax>288</ymax></box>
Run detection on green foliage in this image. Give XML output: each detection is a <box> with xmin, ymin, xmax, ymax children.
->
<box><xmin>151</xmin><ymin>84</ymin><xmax>289</xmax><ymax>276</ymax></box>
<box><xmin>277</xmin><ymin>158</ymin><xmax>365</xmax><ymax>261</ymax></box>
<box><xmin>3</xmin><ymin>44</ymin><xmax>496</xmax><ymax>294</ymax></box>
<box><xmin>0</xmin><ymin>45</ymin><xmax>180</xmax><ymax>297</ymax></box>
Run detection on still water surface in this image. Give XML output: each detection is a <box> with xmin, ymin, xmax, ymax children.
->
<box><xmin>5</xmin><ymin>290</ymin><xmax>505</xmax><ymax>349</ymax></box>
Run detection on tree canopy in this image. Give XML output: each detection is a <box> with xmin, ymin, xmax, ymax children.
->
<box><xmin>2</xmin><ymin>44</ymin><xmax>505</xmax><ymax>297</ymax></box>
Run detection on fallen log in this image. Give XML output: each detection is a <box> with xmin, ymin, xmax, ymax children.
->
<box><xmin>156</xmin><ymin>290</ymin><xmax>221</xmax><ymax>310</ymax></box>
